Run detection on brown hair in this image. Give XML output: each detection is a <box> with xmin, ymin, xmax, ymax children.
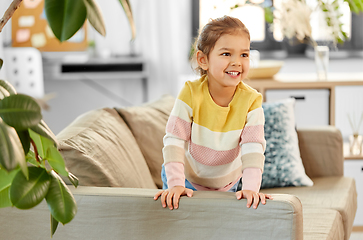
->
<box><xmin>192</xmin><ymin>16</ymin><xmax>250</xmax><ymax>76</ymax></box>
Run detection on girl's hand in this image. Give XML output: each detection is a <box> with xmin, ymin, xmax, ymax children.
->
<box><xmin>154</xmin><ymin>186</ymin><xmax>193</xmax><ymax>210</ymax></box>
<box><xmin>236</xmin><ymin>190</ymin><xmax>273</xmax><ymax>209</ymax></box>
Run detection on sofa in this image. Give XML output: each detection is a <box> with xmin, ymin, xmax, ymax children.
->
<box><xmin>0</xmin><ymin>95</ymin><xmax>357</xmax><ymax>240</ymax></box>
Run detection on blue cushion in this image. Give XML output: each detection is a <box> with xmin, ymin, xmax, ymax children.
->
<box><xmin>261</xmin><ymin>98</ymin><xmax>313</xmax><ymax>189</ymax></box>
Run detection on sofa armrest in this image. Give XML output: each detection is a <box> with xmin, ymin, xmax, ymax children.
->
<box><xmin>1</xmin><ymin>186</ymin><xmax>303</xmax><ymax>240</ymax></box>
<box><xmin>297</xmin><ymin>126</ymin><xmax>344</xmax><ymax>178</ymax></box>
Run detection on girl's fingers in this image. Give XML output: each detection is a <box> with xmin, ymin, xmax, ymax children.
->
<box><xmin>154</xmin><ymin>190</ymin><xmax>164</xmax><ymax>200</ymax></box>
<box><xmin>161</xmin><ymin>191</ymin><xmax>169</xmax><ymax>208</ymax></box>
<box><xmin>185</xmin><ymin>188</ymin><xmax>194</xmax><ymax>197</ymax></box>
<box><xmin>246</xmin><ymin>194</ymin><xmax>253</xmax><ymax>208</ymax></box>
<box><xmin>252</xmin><ymin>193</ymin><xmax>259</xmax><ymax>209</ymax></box>
<box><xmin>173</xmin><ymin>192</ymin><xmax>181</xmax><ymax>209</ymax></box>
<box><xmin>167</xmin><ymin>191</ymin><xmax>174</xmax><ymax>210</ymax></box>
<box><xmin>260</xmin><ymin>193</ymin><xmax>266</xmax><ymax>205</ymax></box>
<box><xmin>236</xmin><ymin>191</ymin><xmax>242</xmax><ymax>200</ymax></box>
<box><xmin>266</xmin><ymin>194</ymin><xmax>273</xmax><ymax>199</ymax></box>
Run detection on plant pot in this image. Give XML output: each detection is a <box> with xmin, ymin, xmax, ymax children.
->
<box><xmin>283</xmin><ymin>37</ymin><xmax>308</xmax><ymax>55</ymax></box>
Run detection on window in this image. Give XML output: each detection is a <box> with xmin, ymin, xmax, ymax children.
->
<box><xmin>193</xmin><ymin>0</ymin><xmax>362</xmax><ymax>54</ymax></box>
<box><xmin>199</xmin><ymin>0</ymin><xmax>265</xmax><ymax>42</ymax></box>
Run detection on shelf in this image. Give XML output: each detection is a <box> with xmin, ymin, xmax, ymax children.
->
<box><xmin>344</xmin><ymin>143</ymin><xmax>363</xmax><ymax>160</ymax></box>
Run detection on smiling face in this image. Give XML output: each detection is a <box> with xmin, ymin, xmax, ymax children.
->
<box><xmin>197</xmin><ymin>33</ymin><xmax>250</xmax><ymax>89</ymax></box>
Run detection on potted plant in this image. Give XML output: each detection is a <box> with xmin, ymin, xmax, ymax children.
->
<box><xmin>0</xmin><ymin>73</ymin><xmax>78</xmax><ymax>236</ymax></box>
<box><xmin>0</xmin><ymin>0</ymin><xmax>135</xmax><ymax>237</ymax></box>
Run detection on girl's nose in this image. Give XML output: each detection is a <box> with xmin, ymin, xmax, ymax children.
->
<box><xmin>231</xmin><ymin>61</ymin><xmax>241</xmax><ymax>67</ymax></box>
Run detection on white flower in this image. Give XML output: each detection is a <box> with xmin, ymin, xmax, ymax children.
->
<box><xmin>276</xmin><ymin>0</ymin><xmax>313</xmax><ymax>42</ymax></box>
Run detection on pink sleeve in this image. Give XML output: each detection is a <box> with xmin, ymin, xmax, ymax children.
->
<box><xmin>165</xmin><ymin>162</ymin><xmax>185</xmax><ymax>189</ymax></box>
<box><xmin>242</xmin><ymin>167</ymin><xmax>262</xmax><ymax>192</ymax></box>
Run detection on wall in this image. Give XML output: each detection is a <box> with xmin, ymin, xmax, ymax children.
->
<box><xmin>1</xmin><ymin>0</ymin><xmax>193</xmax><ymax>134</ymax></box>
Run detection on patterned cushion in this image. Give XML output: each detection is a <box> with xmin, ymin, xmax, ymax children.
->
<box><xmin>261</xmin><ymin>98</ymin><xmax>313</xmax><ymax>188</ymax></box>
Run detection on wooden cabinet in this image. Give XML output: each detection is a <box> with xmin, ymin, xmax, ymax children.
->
<box><xmin>344</xmin><ymin>143</ymin><xmax>363</xmax><ymax>227</ymax></box>
<box><xmin>265</xmin><ymin>89</ymin><xmax>330</xmax><ymax>128</ymax></box>
<box><xmin>344</xmin><ymin>159</ymin><xmax>363</xmax><ymax>226</ymax></box>
<box><xmin>245</xmin><ymin>72</ymin><xmax>363</xmax><ymax>127</ymax></box>
<box><xmin>335</xmin><ymin>86</ymin><xmax>363</xmax><ymax>139</ymax></box>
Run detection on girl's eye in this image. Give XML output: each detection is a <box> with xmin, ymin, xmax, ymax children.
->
<box><xmin>222</xmin><ymin>53</ymin><xmax>230</xmax><ymax>56</ymax></box>
<box><xmin>241</xmin><ymin>53</ymin><xmax>249</xmax><ymax>57</ymax></box>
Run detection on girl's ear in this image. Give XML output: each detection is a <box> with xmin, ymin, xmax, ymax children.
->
<box><xmin>196</xmin><ymin>50</ymin><xmax>208</xmax><ymax>71</ymax></box>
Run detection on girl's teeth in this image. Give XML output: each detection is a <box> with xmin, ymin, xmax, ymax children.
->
<box><xmin>228</xmin><ymin>72</ymin><xmax>239</xmax><ymax>76</ymax></box>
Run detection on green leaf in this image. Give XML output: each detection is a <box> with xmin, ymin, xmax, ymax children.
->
<box><xmin>83</xmin><ymin>0</ymin><xmax>106</xmax><ymax>36</ymax></box>
<box><xmin>0</xmin><ymin>168</ymin><xmax>18</xmax><ymax>208</ymax></box>
<box><xmin>264</xmin><ymin>7</ymin><xmax>274</xmax><ymax>24</ymax></box>
<box><xmin>0</xmin><ymin>121</ymin><xmax>27</xmax><ymax>178</ymax></box>
<box><xmin>0</xmin><ymin>86</ymin><xmax>9</xmax><ymax>100</ymax></box>
<box><xmin>68</xmin><ymin>172</ymin><xmax>79</xmax><ymax>188</ymax></box>
<box><xmin>30</xmin><ymin>120</ymin><xmax>58</xmax><ymax>147</ymax></box>
<box><xmin>345</xmin><ymin>0</ymin><xmax>359</xmax><ymax>13</ymax></box>
<box><xmin>0</xmin><ymin>187</ymin><xmax>12</xmax><ymax>208</ymax></box>
<box><xmin>0</xmin><ymin>94</ymin><xmax>42</xmax><ymax>131</ymax></box>
<box><xmin>0</xmin><ymin>80</ymin><xmax>17</xmax><ymax>95</ymax></box>
<box><xmin>51</xmin><ymin>214</ymin><xmax>59</xmax><ymax>237</ymax></box>
<box><xmin>46</xmin><ymin>171</ymin><xmax>77</xmax><ymax>224</ymax></box>
<box><xmin>29</xmin><ymin>129</ymin><xmax>55</xmax><ymax>159</ymax></box>
<box><xmin>118</xmin><ymin>0</ymin><xmax>136</xmax><ymax>39</ymax></box>
<box><xmin>44</xmin><ymin>0</ymin><xmax>87</xmax><ymax>42</ymax></box>
<box><xmin>46</xmin><ymin>146</ymin><xmax>68</xmax><ymax>177</ymax></box>
<box><xmin>26</xmin><ymin>150</ymin><xmax>46</xmax><ymax>168</ymax></box>
<box><xmin>10</xmin><ymin>167</ymin><xmax>51</xmax><ymax>209</ymax></box>
<box><xmin>17</xmin><ymin>130</ymin><xmax>31</xmax><ymax>155</ymax></box>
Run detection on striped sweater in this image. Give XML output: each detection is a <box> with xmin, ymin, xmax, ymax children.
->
<box><xmin>163</xmin><ymin>75</ymin><xmax>266</xmax><ymax>192</ymax></box>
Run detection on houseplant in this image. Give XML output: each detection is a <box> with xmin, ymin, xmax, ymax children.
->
<box><xmin>0</xmin><ymin>75</ymin><xmax>78</xmax><ymax>236</ymax></box>
<box><xmin>0</xmin><ymin>0</ymin><xmax>135</xmax><ymax>237</ymax></box>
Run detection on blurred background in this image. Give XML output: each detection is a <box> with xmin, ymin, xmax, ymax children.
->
<box><xmin>0</xmin><ymin>0</ymin><xmax>363</xmax><ymax>236</ymax></box>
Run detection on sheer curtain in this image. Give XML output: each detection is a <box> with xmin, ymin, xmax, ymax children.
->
<box><xmin>134</xmin><ymin>0</ymin><xmax>193</xmax><ymax>99</ymax></box>
<box><xmin>95</xmin><ymin>0</ymin><xmax>193</xmax><ymax>100</ymax></box>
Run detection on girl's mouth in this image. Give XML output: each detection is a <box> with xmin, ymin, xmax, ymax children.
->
<box><xmin>226</xmin><ymin>71</ymin><xmax>240</xmax><ymax>77</ymax></box>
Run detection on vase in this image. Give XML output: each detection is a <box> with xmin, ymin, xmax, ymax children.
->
<box><xmin>314</xmin><ymin>46</ymin><xmax>329</xmax><ymax>81</ymax></box>
<box><xmin>349</xmin><ymin>134</ymin><xmax>363</xmax><ymax>155</ymax></box>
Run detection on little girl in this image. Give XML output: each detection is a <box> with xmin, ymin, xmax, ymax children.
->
<box><xmin>154</xmin><ymin>16</ymin><xmax>272</xmax><ymax>210</ymax></box>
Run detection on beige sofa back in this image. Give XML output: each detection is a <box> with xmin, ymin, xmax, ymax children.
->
<box><xmin>57</xmin><ymin>95</ymin><xmax>175</xmax><ymax>189</ymax></box>
<box><xmin>57</xmin><ymin>108</ymin><xmax>157</xmax><ymax>189</ymax></box>
<box><xmin>0</xmin><ymin>187</ymin><xmax>303</xmax><ymax>240</ymax></box>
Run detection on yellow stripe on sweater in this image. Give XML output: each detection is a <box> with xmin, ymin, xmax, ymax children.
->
<box><xmin>178</xmin><ymin>76</ymin><xmax>262</xmax><ymax>132</ymax></box>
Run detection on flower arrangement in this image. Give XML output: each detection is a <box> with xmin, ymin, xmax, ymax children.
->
<box><xmin>232</xmin><ymin>0</ymin><xmax>363</xmax><ymax>47</ymax></box>
<box><xmin>273</xmin><ymin>0</ymin><xmax>348</xmax><ymax>47</ymax></box>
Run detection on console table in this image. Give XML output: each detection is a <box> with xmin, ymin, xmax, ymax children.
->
<box><xmin>245</xmin><ymin>72</ymin><xmax>363</xmax><ymax>126</ymax></box>
<box><xmin>43</xmin><ymin>56</ymin><xmax>148</xmax><ymax>101</ymax></box>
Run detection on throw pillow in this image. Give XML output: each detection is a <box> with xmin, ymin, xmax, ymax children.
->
<box><xmin>261</xmin><ymin>98</ymin><xmax>313</xmax><ymax>188</ymax></box>
<box><xmin>116</xmin><ymin>95</ymin><xmax>175</xmax><ymax>189</ymax></box>
<box><xmin>57</xmin><ymin>108</ymin><xmax>157</xmax><ymax>189</ymax></box>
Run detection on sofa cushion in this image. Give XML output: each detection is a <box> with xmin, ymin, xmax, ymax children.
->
<box><xmin>303</xmin><ymin>208</ymin><xmax>344</xmax><ymax>240</ymax></box>
<box><xmin>262</xmin><ymin>176</ymin><xmax>357</xmax><ymax>240</ymax></box>
<box><xmin>116</xmin><ymin>95</ymin><xmax>175</xmax><ymax>189</ymax></box>
<box><xmin>261</xmin><ymin>98</ymin><xmax>313</xmax><ymax>188</ymax></box>
<box><xmin>56</xmin><ymin>108</ymin><xmax>157</xmax><ymax>189</ymax></box>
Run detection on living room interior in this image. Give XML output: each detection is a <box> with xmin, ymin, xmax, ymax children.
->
<box><xmin>0</xmin><ymin>0</ymin><xmax>362</xmax><ymax>239</ymax></box>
